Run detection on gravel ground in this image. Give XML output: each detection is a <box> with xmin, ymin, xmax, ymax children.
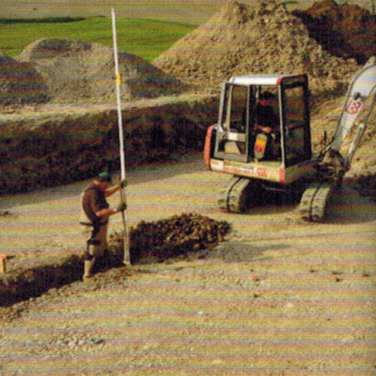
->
<box><xmin>0</xmin><ymin>152</ymin><xmax>375</xmax><ymax>375</ymax></box>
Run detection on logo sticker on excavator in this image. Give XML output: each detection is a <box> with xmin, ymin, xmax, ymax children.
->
<box><xmin>257</xmin><ymin>167</ymin><xmax>267</xmax><ymax>177</ymax></box>
<box><xmin>345</xmin><ymin>99</ymin><xmax>362</xmax><ymax>115</ymax></box>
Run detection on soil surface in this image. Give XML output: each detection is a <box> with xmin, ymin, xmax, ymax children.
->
<box><xmin>0</xmin><ymin>152</ymin><xmax>376</xmax><ymax>375</ymax></box>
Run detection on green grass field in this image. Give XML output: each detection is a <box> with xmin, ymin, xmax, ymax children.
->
<box><xmin>5</xmin><ymin>0</ymin><xmax>362</xmax><ymax>62</ymax></box>
<box><xmin>0</xmin><ymin>16</ymin><xmax>196</xmax><ymax>61</ymax></box>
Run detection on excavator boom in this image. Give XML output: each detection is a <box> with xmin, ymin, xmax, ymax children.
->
<box><xmin>331</xmin><ymin>57</ymin><xmax>376</xmax><ymax>153</ymax></box>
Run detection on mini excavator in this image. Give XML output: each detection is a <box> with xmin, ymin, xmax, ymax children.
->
<box><xmin>204</xmin><ymin>57</ymin><xmax>376</xmax><ymax>222</ymax></box>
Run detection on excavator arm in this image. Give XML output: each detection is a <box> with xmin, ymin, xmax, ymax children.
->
<box><xmin>344</xmin><ymin>89</ymin><xmax>376</xmax><ymax>169</ymax></box>
<box><xmin>330</xmin><ymin>56</ymin><xmax>376</xmax><ymax>161</ymax></box>
<box><xmin>299</xmin><ymin>57</ymin><xmax>376</xmax><ymax>222</ymax></box>
<box><xmin>317</xmin><ymin>56</ymin><xmax>376</xmax><ymax>182</ymax></box>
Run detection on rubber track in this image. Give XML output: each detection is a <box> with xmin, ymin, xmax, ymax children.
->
<box><xmin>218</xmin><ymin>177</ymin><xmax>252</xmax><ymax>213</ymax></box>
<box><xmin>299</xmin><ymin>183</ymin><xmax>333</xmax><ymax>222</ymax></box>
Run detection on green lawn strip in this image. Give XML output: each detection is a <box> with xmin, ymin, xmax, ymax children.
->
<box><xmin>0</xmin><ymin>17</ymin><xmax>195</xmax><ymax>61</ymax></box>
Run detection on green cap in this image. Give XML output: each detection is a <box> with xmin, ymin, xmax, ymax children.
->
<box><xmin>98</xmin><ymin>172</ymin><xmax>112</xmax><ymax>183</ymax></box>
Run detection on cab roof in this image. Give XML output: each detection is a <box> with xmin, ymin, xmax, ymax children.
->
<box><xmin>227</xmin><ymin>74</ymin><xmax>306</xmax><ymax>86</ymax></box>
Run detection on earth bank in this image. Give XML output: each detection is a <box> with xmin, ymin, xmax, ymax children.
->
<box><xmin>0</xmin><ymin>94</ymin><xmax>217</xmax><ymax>194</ymax></box>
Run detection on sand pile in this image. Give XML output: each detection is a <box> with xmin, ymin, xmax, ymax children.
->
<box><xmin>14</xmin><ymin>38</ymin><xmax>189</xmax><ymax>104</ymax></box>
<box><xmin>0</xmin><ymin>52</ymin><xmax>48</xmax><ymax>106</ymax></box>
<box><xmin>153</xmin><ymin>0</ymin><xmax>359</xmax><ymax>94</ymax></box>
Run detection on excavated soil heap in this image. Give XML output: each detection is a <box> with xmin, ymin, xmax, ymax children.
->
<box><xmin>15</xmin><ymin>38</ymin><xmax>189</xmax><ymax>104</ymax></box>
<box><xmin>153</xmin><ymin>0</ymin><xmax>359</xmax><ymax>94</ymax></box>
<box><xmin>293</xmin><ymin>0</ymin><xmax>376</xmax><ymax>64</ymax></box>
<box><xmin>0</xmin><ymin>52</ymin><xmax>48</xmax><ymax>106</ymax></box>
<box><xmin>109</xmin><ymin>213</ymin><xmax>231</xmax><ymax>263</ymax></box>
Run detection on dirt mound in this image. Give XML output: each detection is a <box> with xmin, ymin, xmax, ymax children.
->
<box><xmin>109</xmin><ymin>213</ymin><xmax>231</xmax><ymax>263</ymax></box>
<box><xmin>153</xmin><ymin>0</ymin><xmax>359</xmax><ymax>94</ymax></box>
<box><xmin>307</xmin><ymin>71</ymin><xmax>376</xmax><ymax>197</ymax></box>
<box><xmin>16</xmin><ymin>38</ymin><xmax>189</xmax><ymax>104</ymax></box>
<box><xmin>293</xmin><ymin>0</ymin><xmax>376</xmax><ymax>64</ymax></box>
<box><xmin>0</xmin><ymin>51</ymin><xmax>49</xmax><ymax>105</ymax></box>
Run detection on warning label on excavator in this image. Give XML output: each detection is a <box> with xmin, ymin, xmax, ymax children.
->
<box><xmin>224</xmin><ymin>163</ymin><xmax>255</xmax><ymax>177</ymax></box>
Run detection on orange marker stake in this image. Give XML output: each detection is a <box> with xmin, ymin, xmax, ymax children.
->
<box><xmin>0</xmin><ymin>254</ymin><xmax>6</xmax><ymax>273</ymax></box>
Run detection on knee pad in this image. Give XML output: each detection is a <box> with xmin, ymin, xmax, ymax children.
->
<box><xmin>85</xmin><ymin>248</ymin><xmax>94</xmax><ymax>261</ymax></box>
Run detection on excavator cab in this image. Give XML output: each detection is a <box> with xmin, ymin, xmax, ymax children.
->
<box><xmin>204</xmin><ymin>74</ymin><xmax>317</xmax><ymax>213</ymax></box>
<box><xmin>213</xmin><ymin>74</ymin><xmax>311</xmax><ymax>166</ymax></box>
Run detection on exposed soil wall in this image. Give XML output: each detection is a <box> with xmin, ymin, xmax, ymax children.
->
<box><xmin>0</xmin><ymin>95</ymin><xmax>218</xmax><ymax>194</ymax></box>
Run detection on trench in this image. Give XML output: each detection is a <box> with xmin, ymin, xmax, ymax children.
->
<box><xmin>0</xmin><ymin>213</ymin><xmax>231</xmax><ymax>307</ymax></box>
<box><xmin>0</xmin><ymin>255</ymin><xmax>85</xmax><ymax>307</ymax></box>
<box><xmin>0</xmin><ymin>95</ymin><xmax>222</xmax><ymax>307</ymax></box>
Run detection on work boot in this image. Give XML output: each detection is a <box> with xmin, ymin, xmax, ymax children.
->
<box><xmin>83</xmin><ymin>258</ymin><xmax>96</xmax><ymax>281</ymax></box>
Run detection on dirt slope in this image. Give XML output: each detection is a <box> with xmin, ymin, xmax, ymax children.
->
<box><xmin>1</xmin><ymin>0</ymin><xmax>374</xmax><ymax>107</ymax></box>
<box><xmin>0</xmin><ymin>51</ymin><xmax>48</xmax><ymax>105</ymax></box>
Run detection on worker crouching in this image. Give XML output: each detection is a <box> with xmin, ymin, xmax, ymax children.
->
<box><xmin>80</xmin><ymin>172</ymin><xmax>127</xmax><ymax>280</ymax></box>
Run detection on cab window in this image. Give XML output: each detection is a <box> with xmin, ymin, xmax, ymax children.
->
<box><xmin>283</xmin><ymin>85</ymin><xmax>310</xmax><ymax>165</ymax></box>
